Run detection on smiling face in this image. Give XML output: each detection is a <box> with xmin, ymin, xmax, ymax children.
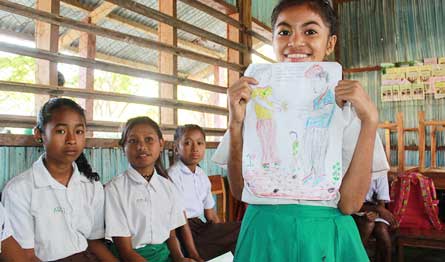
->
<box><xmin>272</xmin><ymin>3</ymin><xmax>337</xmax><ymax>63</ymax></box>
<box><xmin>35</xmin><ymin>107</ymin><xmax>86</xmax><ymax>166</ymax></box>
<box><xmin>123</xmin><ymin>123</ymin><xmax>164</xmax><ymax>176</ymax></box>
<box><xmin>177</xmin><ymin>128</ymin><xmax>206</xmax><ymax>172</ymax></box>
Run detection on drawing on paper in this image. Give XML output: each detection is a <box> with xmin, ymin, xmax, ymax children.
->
<box><xmin>242</xmin><ymin>62</ymin><xmax>343</xmax><ymax>201</ymax></box>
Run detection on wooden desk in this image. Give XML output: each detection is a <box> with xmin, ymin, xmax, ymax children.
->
<box><xmin>397</xmin><ymin>228</ymin><xmax>445</xmax><ymax>262</ymax></box>
<box><xmin>423</xmin><ymin>168</ymin><xmax>445</xmax><ymax>190</ymax></box>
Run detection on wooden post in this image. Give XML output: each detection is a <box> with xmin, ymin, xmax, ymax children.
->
<box><xmin>158</xmin><ymin>0</ymin><xmax>178</xmax><ymax>129</ymax></box>
<box><xmin>418</xmin><ymin>111</ymin><xmax>426</xmax><ymax>172</ymax></box>
<box><xmin>35</xmin><ymin>0</ymin><xmax>59</xmax><ymax>112</ymax></box>
<box><xmin>237</xmin><ymin>0</ymin><xmax>252</xmax><ymax>66</ymax></box>
<box><xmin>79</xmin><ymin>17</ymin><xmax>96</xmax><ymax>132</ymax></box>
<box><xmin>431</xmin><ymin>125</ymin><xmax>437</xmax><ymax>169</ymax></box>
<box><xmin>396</xmin><ymin>112</ymin><xmax>405</xmax><ymax>173</ymax></box>
<box><xmin>227</xmin><ymin>13</ymin><xmax>241</xmax><ymax>89</ymax></box>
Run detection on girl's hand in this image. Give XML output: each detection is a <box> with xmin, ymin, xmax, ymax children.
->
<box><xmin>365</xmin><ymin>211</ymin><xmax>378</xmax><ymax>222</ymax></box>
<box><xmin>335</xmin><ymin>80</ymin><xmax>378</xmax><ymax>125</ymax></box>
<box><xmin>377</xmin><ymin>206</ymin><xmax>399</xmax><ymax>229</ymax></box>
<box><xmin>228</xmin><ymin>77</ymin><xmax>257</xmax><ymax>127</ymax></box>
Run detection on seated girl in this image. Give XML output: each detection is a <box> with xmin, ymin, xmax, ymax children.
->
<box><xmin>354</xmin><ymin>174</ymin><xmax>398</xmax><ymax>262</ymax></box>
<box><xmin>168</xmin><ymin>125</ymin><xmax>240</xmax><ymax>260</ymax></box>
<box><xmin>105</xmin><ymin>116</ymin><xmax>196</xmax><ymax>262</ymax></box>
<box><xmin>2</xmin><ymin>98</ymin><xmax>116</xmax><ymax>262</ymax></box>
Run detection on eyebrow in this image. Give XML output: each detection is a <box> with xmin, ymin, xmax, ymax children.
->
<box><xmin>53</xmin><ymin>123</ymin><xmax>85</xmax><ymax>128</ymax></box>
<box><xmin>275</xmin><ymin>20</ymin><xmax>322</xmax><ymax>29</ymax></box>
<box><xmin>302</xmin><ymin>20</ymin><xmax>322</xmax><ymax>27</ymax></box>
<box><xmin>275</xmin><ymin>21</ymin><xmax>292</xmax><ymax>28</ymax></box>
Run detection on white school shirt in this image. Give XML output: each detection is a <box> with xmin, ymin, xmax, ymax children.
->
<box><xmin>212</xmin><ymin>105</ymin><xmax>390</xmax><ymax>207</ymax></box>
<box><xmin>105</xmin><ymin>166</ymin><xmax>186</xmax><ymax>249</ymax></box>
<box><xmin>365</xmin><ymin>174</ymin><xmax>390</xmax><ymax>203</ymax></box>
<box><xmin>1</xmin><ymin>155</ymin><xmax>105</xmax><ymax>261</ymax></box>
<box><xmin>168</xmin><ymin>160</ymin><xmax>215</xmax><ymax>219</ymax></box>
<box><xmin>0</xmin><ymin>205</ymin><xmax>13</xmax><ymax>254</ymax></box>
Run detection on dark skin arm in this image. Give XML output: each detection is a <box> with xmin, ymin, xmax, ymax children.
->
<box><xmin>23</xmin><ymin>249</ymin><xmax>40</xmax><ymax>262</ymax></box>
<box><xmin>112</xmin><ymin>237</ymin><xmax>146</xmax><ymax>262</ymax></box>
<box><xmin>166</xmin><ymin>230</ymin><xmax>196</xmax><ymax>262</ymax></box>
<box><xmin>227</xmin><ymin>77</ymin><xmax>258</xmax><ymax>200</ymax></box>
<box><xmin>204</xmin><ymin>209</ymin><xmax>220</xmax><ymax>224</ymax></box>
<box><xmin>87</xmin><ymin>239</ymin><xmax>118</xmax><ymax>262</ymax></box>
<box><xmin>336</xmin><ymin>80</ymin><xmax>379</xmax><ymax>214</ymax></box>
<box><xmin>176</xmin><ymin>213</ymin><xmax>204</xmax><ymax>262</ymax></box>
<box><xmin>0</xmin><ymin>237</ymin><xmax>27</xmax><ymax>262</ymax></box>
<box><xmin>361</xmin><ymin>201</ymin><xmax>398</xmax><ymax>229</ymax></box>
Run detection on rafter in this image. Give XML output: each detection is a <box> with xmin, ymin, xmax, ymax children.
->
<box><xmin>59</xmin><ymin>1</ymin><xmax>117</xmax><ymax>48</ymax></box>
<box><xmin>60</xmin><ymin>0</ymin><xmax>224</xmax><ymax>59</ymax></box>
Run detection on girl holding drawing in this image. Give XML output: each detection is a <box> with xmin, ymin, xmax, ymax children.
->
<box><xmin>219</xmin><ymin>0</ymin><xmax>389</xmax><ymax>261</ymax></box>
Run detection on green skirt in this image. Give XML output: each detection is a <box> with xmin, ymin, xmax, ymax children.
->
<box><xmin>109</xmin><ymin>242</ymin><xmax>171</xmax><ymax>262</ymax></box>
<box><xmin>234</xmin><ymin>204</ymin><xmax>369</xmax><ymax>262</ymax></box>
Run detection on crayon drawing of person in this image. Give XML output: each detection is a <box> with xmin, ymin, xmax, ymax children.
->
<box><xmin>300</xmin><ymin>64</ymin><xmax>335</xmax><ymax>185</ymax></box>
<box><xmin>251</xmin><ymin>86</ymin><xmax>281</xmax><ymax>169</ymax></box>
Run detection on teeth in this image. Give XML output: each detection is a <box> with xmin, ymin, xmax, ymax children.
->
<box><xmin>286</xmin><ymin>54</ymin><xmax>308</xmax><ymax>58</ymax></box>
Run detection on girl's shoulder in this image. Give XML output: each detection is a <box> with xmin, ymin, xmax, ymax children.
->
<box><xmin>3</xmin><ymin>167</ymin><xmax>34</xmax><ymax>193</ymax></box>
<box><xmin>104</xmin><ymin>172</ymin><xmax>127</xmax><ymax>189</ymax></box>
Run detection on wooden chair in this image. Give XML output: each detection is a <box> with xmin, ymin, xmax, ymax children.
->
<box><xmin>379</xmin><ymin>112</ymin><xmax>418</xmax><ymax>180</ymax></box>
<box><xmin>208</xmin><ymin>175</ymin><xmax>226</xmax><ymax>222</ymax></box>
<box><xmin>418</xmin><ymin>111</ymin><xmax>445</xmax><ymax>189</ymax></box>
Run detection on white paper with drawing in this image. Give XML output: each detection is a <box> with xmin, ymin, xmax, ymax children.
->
<box><xmin>243</xmin><ymin>62</ymin><xmax>344</xmax><ymax>200</ymax></box>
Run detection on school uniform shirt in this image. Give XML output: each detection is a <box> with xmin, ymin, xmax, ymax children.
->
<box><xmin>212</xmin><ymin>105</ymin><xmax>390</xmax><ymax>207</ymax></box>
<box><xmin>0</xmin><ymin>205</ymin><xmax>13</xmax><ymax>254</ymax></box>
<box><xmin>105</xmin><ymin>166</ymin><xmax>186</xmax><ymax>249</ymax></box>
<box><xmin>168</xmin><ymin>160</ymin><xmax>215</xmax><ymax>219</ymax></box>
<box><xmin>1</xmin><ymin>155</ymin><xmax>105</xmax><ymax>261</ymax></box>
<box><xmin>365</xmin><ymin>174</ymin><xmax>390</xmax><ymax>203</ymax></box>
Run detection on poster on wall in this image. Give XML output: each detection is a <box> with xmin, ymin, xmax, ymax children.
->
<box><xmin>392</xmin><ymin>85</ymin><xmax>401</xmax><ymax>101</ymax></box>
<box><xmin>381</xmin><ymin>85</ymin><xmax>393</xmax><ymax>102</ymax></box>
<box><xmin>420</xmin><ymin>65</ymin><xmax>433</xmax><ymax>93</ymax></box>
<box><xmin>434</xmin><ymin>81</ymin><xmax>445</xmax><ymax>99</ymax></box>
<box><xmin>399</xmin><ymin>84</ymin><xmax>412</xmax><ymax>101</ymax></box>
<box><xmin>406</xmin><ymin>67</ymin><xmax>419</xmax><ymax>83</ymax></box>
<box><xmin>412</xmin><ymin>84</ymin><xmax>425</xmax><ymax>100</ymax></box>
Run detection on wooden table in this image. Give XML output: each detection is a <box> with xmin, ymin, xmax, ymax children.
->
<box><xmin>397</xmin><ymin>228</ymin><xmax>445</xmax><ymax>262</ymax></box>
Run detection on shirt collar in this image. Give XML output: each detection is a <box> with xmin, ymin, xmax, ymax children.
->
<box><xmin>33</xmin><ymin>154</ymin><xmax>89</xmax><ymax>189</ymax></box>
<box><xmin>127</xmin><ymin>165</ymin><xmax>163</xmax><ymax>192</ymax></box>
<box><xmin>178</xmin><ymin>159</ymin><xmax>202</xmax><ymax>176</ymax></box>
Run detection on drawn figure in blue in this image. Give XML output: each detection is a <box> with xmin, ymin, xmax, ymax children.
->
<box><xmin>300</xmin><ymin>64</ymin><xmax>335</xmax><ymax>185</ymax></box>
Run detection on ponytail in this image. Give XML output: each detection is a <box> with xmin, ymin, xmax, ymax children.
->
<box><xmin>155</xmin><ymin>158</ymin><xmax>169</xmax><ymax>180</ymax></box>
<box><xmin>75</xmin><ymin>152</ymin><xmax>100</xmax><ymax>182</ymax></box>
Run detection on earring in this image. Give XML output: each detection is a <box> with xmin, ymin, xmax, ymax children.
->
<box><xmin>36</xmin><ymin>138</ymin><xmax>43</xmax><ymax>143</ymax></box>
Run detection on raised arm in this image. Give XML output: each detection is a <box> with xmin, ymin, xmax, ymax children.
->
<box><xmin>335</xmin><ymin>80</ymin><xmax>379</xmax><ymax>214</ymax></box>
<box><xmin>227</xmin><ymin>77</ymin><xmax>257</xmax><ymax>200</ymax></box>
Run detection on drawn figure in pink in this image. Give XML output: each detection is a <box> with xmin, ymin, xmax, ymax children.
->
<box><xmin>251</xmin><ymin>86</ymin><xmax>281</xmax><ymax>169</ymax></box>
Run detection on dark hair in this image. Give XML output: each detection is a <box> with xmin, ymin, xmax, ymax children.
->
<box><xmin>173</xmin><ymin>124</ymin><xmax>206</xmax><ymax>160</ymax></box>
<box><xmin>271</xmin><ymin>0</ymin><xmax>337</xmax><ymax>36</ymax></box>
<box><xmin>36</xmin><ymin>98</ymin><xmax>99</xmax><ymax>182</ymax></box>
<box><xmin>119</xmin><ymin>116</ymin><xmax>169</xmax><ymax>179</ymax></box>
<box><xmin>173</xmin><ymin>124</ymin><xmax>206</xmax><ymax>145</ymax></box>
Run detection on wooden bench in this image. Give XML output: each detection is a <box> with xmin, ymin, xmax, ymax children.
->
<box><xmin>397</xmin><ymin>228</ymin><xmax>445</xmax><ymax>262</ymax></box>
<box><xmin>209</xmin><ymin>175</ymin><xmax>226</xmax><ymax>222</ymax></box>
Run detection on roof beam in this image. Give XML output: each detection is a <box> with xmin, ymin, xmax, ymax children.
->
<box><xmin>0</xmin><ymin>1</ymin><xmax>243</xmax><ymax>72</ymax></box>
<box><xmin>59</xmin><ymin>1</ymin><xmax>117</xmax><ymax>48</ymax></box>
<box><xmin>107</xmin><ymin>13</ymin><xmax>224</xmax><ymax>59</ymax></box>
<box><xmin>60</xmin><ymin>0</ymin><xmax>225</xmax><ymax>59</ymax></box>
